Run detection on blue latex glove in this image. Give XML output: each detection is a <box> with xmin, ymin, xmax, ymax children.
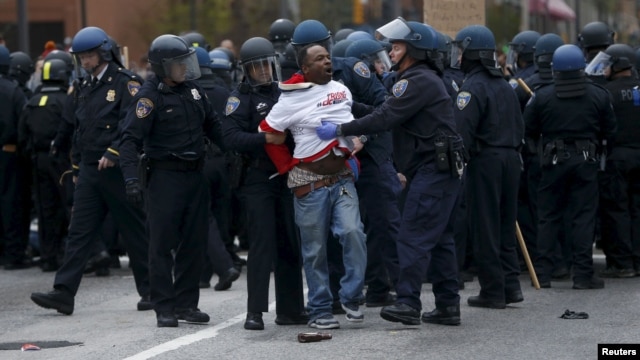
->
<box><xmin>316</xmin><ymin>121</ymin><xmax>338</xmax><ymax>140</ymax></box>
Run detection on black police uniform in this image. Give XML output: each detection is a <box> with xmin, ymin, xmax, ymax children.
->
<box><xmin>343</xmin><ymin>61</ymin><xmax>462</xmax><ymax>313</ymax></box>
<box><xmin>120</xmin><ymin>75</ymin><xmax>224</xmax><ymax>315</ymax></box>
<box><xmin>52</xmin><ymin>63</ymin><xmax>150</xmax><ymax>300</ymax></box>
<box><xmin>223</xmin><ymin>82</ymin><xmax>305</xmax><ymax>319</ymax></box>
<box><xmin>600</xmin><ymin>76</ymin><xmax>640</xmax><ymax>273</ymax></box>
<box><xmin>524</xmin><ymin>81</ymin><xmax>616</xmax><ymax>285</ymax></box>
<box><xmin>0</xmin><ymin>73</ymin><xmax>27</xmax><ymax>268</ymax></box>
<box><xmin>330</xmin><ymin>56</ymin><xmax>402</xmax><ymax>307</ymax></box>
<box><xmin>195</xmin><ymin>73</ymin><xmax>236</xmax><ymax>286</ymax></box>
<box><xmin>455</xmin><ymin>63</ymin><xmax>524</xmax><ymax>304</ymax></box>
<box><xmin>17</xmin><ymin>83</ymin><xmax>71</xmax><ymax>270</ymax></box>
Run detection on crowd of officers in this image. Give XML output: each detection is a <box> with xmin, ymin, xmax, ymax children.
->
<box><xmin>0</xmin><ymin>16</ymin><xmax>637</xmax><ymax>329</ymax></box>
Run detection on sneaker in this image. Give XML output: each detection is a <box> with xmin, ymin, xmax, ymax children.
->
<box><xmin>309</xmin><ymin>315</ymin><xmax>340</xmax><ymax>329</ymax></box>
<box><xmin>341</xmin><ymin>303</ymin><xmax>364</xmax><ymax>322</ymax></box>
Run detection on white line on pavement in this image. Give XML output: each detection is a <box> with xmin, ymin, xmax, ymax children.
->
<box><xmin>123</xmin><ymin>302</ymin><xmax>276</xmax><ymax>360</ymax></box>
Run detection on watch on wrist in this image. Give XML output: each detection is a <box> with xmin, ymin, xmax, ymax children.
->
<box><xmin>358</xmin><ymin>135</ymin><xmax>368</xmax><ymax>144</ymax></box>
<box><xmin>336</xmin><ymin>124</ymin><xmax>343</xmax><ymax>136</ymax></box>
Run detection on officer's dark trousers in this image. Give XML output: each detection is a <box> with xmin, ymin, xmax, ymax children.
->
<box><xmin>355</xmin><ymin>157</ymin><xmax>401</xmax><ymax>300</ymax></box>
<box><xmin>239</xmin><ymin>169</ymin><xmax>304</xmax><ymax>315</ymax></box>
<box><xmin>201</xmin><ymin>155</ymin><xmax>234</xmax><ymax>280</ymax></box>
<box><xmin>599</xmin><ymin>147</ymin><xmax>640</xmax><ymax>271</ymax></box>
<box><xmin>33</xmin><ymin>152</ymin><xmax>69</xmax><ymax>263</ymax></box>
<box><xmin>396</xmin><ymin>164</ymin><xmax>460</xmax><ymax>311</ymax></box>
<box><xmin>0</xmin><ymin>151</ymin><xmax>26</xmax><ymax>263</ymax></box>
<box><xmin>467</xmin><ymin>148</ymin><xmax>521</xmax><ymax>302</ymax></box>
<box><xmin>537</xmin><ymin>157</ymin><xmax>599</xmax><ymax>283</ymax></box>
<box><xmin>54</xmin><ymin>165</ymin><xmax>149</xmax><ymax>297</ymax></box>
<box><xmin>517</xmin><ymin>154</ymin><xmax>543</xmax><ymax>275</ymax></box>
<box><xmin>147</xmin><ymin>169</ymin><xmax>207</xmax><ymax>313</ymax></box>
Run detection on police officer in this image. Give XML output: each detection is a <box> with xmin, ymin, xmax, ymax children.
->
<box><xmin>291</xmin><ymin>19</ymin><xmax>400</xmax><ymax>310</ymax></box>
<box><xmin>268</xmin><ymin>18</ymin><xmax>296</xmax><ymax>56</ymax></box>
<box><xmin>223</xmin><ymin>37</ymin><xmax>306</xmax><ymax>330</ymax></box>
<box><xmin>317</xmin><ymin>18</ymin><xmax>462</xmax><ymax>326</ymax></box>
<box><xmin>9</xmin><ymin>51</ymin><xmax>35</xmax><ymax>99</ymax></box>
<box><xmin>345</xmin><ymin>38</ymin><xmax>393</xmax><ymax>81</ymax></box>
<box><xmin>516</xmin><ymin>33</ymin><xmax>567</xmax><ymax>279</ymax></box>
<box><xmin>523</xmin><ymin>44</ymin><xmax>616</xmax><ymax>289</ymax></box>
<box><xmin>17</xmin><ymin>59</ymin><xmax>72</xmax><ymax>272</ymax></box>
<box><xmin>181</xmin><ymin>31</ymin><xmax>211</xmax><ymax>51</ymax></box>
<box><xmin>119</xmin><ymin>34</ymin><xmax>224</xmax><ymax>327</ymax></box>
<box><xmin>452</xmin><ymin>25</ymin><xmax>524</xmax><ymax>308</ymax></box>
<box><xmin>193</xmin><ymin>46</ymin><xmax>240</xmax><ymax>291</ymax></box>
<box><xmin>506</xmin><ymin>30</ymin><xmax>540</xmax><ymax>81</ymax></box>
<box><xmin>0</xmin><ymin>45</ymin><xmax>28</xmax><ymax>269</ymax></box>
<box><xmin>436</xmin><ymin>32</ymin><xmax>463</xmax><ymax>102</ymax></box>
<box><xmin>579</xmin><ymin>21</ymin><xmax>615</xmax><ymax>85</ymax></box>
<box><xmin>30</xmin><ymin>27</ymin><xmax>151</xmax><ymax>314</ymax></box>
<box><xmin>596</xmin><ymin>44</ymin><xmax>640</xmax><ymax>277</ymax></box>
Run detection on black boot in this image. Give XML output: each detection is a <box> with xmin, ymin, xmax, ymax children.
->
<box><xmin>421</xmin><ymin>304</ymin><xmax>461</xmax><ymax>326</ymax></box>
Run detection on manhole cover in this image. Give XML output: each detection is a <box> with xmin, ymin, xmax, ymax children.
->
<box><xmin>0</xmin><ymin>341</ymin><xmax>83</xmax><ymax>350</ymax></box>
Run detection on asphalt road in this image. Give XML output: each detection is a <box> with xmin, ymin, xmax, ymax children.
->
<box><xmin>0</xmin><ymin>251</ymin><xmax>638</xmax><ymax>360</ymax></box>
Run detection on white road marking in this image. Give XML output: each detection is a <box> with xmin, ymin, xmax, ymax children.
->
<box><xmin>124</xmin><ymin>301</ymin><xmax>276</xmax><ymax>360</ymax></box>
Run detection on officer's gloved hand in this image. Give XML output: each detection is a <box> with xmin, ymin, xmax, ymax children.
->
<box><xmin>316</xmin><ymin>121</ymin><xmax>338</xmax><ymax>140</ymax></box>
<box><xmin>125</xmin><ymin>179</ymin><xmax>143</xmax><ymax>208</ymax></box>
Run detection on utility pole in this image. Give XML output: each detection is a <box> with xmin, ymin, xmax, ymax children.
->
<box><xmin>17</xmin><ymin>0</ymin><xmax>29</xmax><ymax>53</ymax></box>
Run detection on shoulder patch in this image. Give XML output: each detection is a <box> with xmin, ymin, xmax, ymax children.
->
<box><xmin>456</xmin><ymin>91</ymin><xmax>472</xmax><ymax>110</ymax></box>
<box><xmin>136</xmin><ymin>98</ymin><xmax>154</xmax><ymax>118</ymax></box>
<box><xmin>392</xmin><ymin>79</ymin><xmax>409</xmax><ymax>97</ymax></box>
<box><xmin>353</xmin><ymin>62</ymin><xmax>371</xmax><ymax>78</ymax></box>
<box><xmin>127</xmin><ymin>81</ymin><xmax>141</xmax><ymax>96</ymax></box>
<box><xmin>225</xmin><ymin>96</ymin><xmax>241</xmax><ymax>115</ymax></box>
<box><xmin>508</xmin><ymin>78</ymin><xmax>518</xmax><ymax>89</ymax></box>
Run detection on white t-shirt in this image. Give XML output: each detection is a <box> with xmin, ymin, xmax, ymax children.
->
<box><xmin>265</xmin><ymin>80</ymin><xmax>354</xmax><ymax>160</ymax></box>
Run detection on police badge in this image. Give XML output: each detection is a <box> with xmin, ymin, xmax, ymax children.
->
<box><xmin>191</xmin><ymin>89</ymin><xmax>201</xmax><ymax>100</ymax></box>
<box><xmin>106</xmin><ymin>90</ymin><xmax>116</xmax><ymax>102</ymax></box>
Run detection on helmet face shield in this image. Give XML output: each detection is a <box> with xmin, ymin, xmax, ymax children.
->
<box><xmin>375</xmin><ymin>18</ymin><xmax>414</xmax><ymax>43</ymax></box>
<box><xmin>242</xmin><ymin>55</ymin><xmax>281</xmax><ymax>86</ymax></box>
<box><xmin>450</xmin><ymin>37</ymin><xmax>471</xmax><ymax>69</ymax></box>
<box><xmin>369</xmin><ymin>49</ymin><xmax>392</xmax><ymax>73</ymax></box>
<box><xmin>584</xmin><ymin>51</ymin><xmax>611</xmax><ymax>76</ymax></box>
<box><xmin>162</xmin><ymin>49</ymin><xmax>200</xmax><ymax>83</ymax></box>
<box><xmin>506</xmin><ymin>43</ymin><xmax>524</xmax><ymax>71</ymax></box>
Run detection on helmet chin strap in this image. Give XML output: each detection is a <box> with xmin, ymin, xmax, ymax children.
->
<box><xmin>390</xmin><ymin>52</ymin><xmax>408</xmax><ymax>72</ymax></box>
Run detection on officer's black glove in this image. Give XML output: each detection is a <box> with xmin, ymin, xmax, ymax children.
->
<box><xmin>125</xmin><ymin>179</ymin><xmax>143</xmax><ymax>208</ymax></box>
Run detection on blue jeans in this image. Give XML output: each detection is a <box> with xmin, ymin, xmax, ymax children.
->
<box><xmin>294</xmin><ymin>178</ymin><xmax>367</xmax><ymax>321</ymax></box>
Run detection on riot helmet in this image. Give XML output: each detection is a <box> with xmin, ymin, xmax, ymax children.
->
<box><xmin>194</xmin><ymin>46</ymin><xmax>213</xmax><ymax>75</ymax></box>
<box><xmin>70</xmin><ymin>27</ymin><xmax>112</xmax><ymax>60</ymax></box>
<box><xmin>41</xmin><ymin>58</ymin><xmax>71</xmax><ymax>84</ymax></box>
<box><xmin>451</xmin><ymin>25</ymin><xmax>501</xmax><ymax>76</ymax></box>
<box><xmin>345</xmin><ymin>39</ymin><xmax>392</xmax><ymax>75</ymax></box>
<box><xmin>239</xmin><ymin>37</ymin><xmax>281</xmax><ymax>87</ymax></box>
<box><xmin>0</xmin><ymin>45</ymin><xmax>10</xmax><ymax>75</ymax></box>
<box><xmin>346</xmin><ymin>31</ymin><xmax>374</xmax><ymax>42</ymax></box>
<box><xmin>552</xmin><ymin>44</ymin><xmax>587</xmax><ymax>98</ymax></box>
<box><xmin>332</xmin><ymin>40</ymin><xmax>353</xmax><ymax>58</ymax></box>
<box><xmin>181</xmin><ymin>32</ymin><xmax>211</xmax><ymax>51</ymax></box>
<box><xmin>213</xmin><ymin>47</ymin><xmax>237</xmax><ymax>70</ymax></box>
<box><xmin>604</xmin><ymin>44</ymin><xmax>635</xmax><ymax>73</ymax></box>
<box><xmin>291</xmin><ymin>19</ymin><xmax>333</xmax><ymax>55</ymax></box>
<box><xmin>108</xmin><ymin>37</ymin><xmax>125</xmax><ymax>68</ymax></box>
<box><xmin>208</xmin><ymin>49</ymin><xmax>232</xmax><ymax>70</ymax></box>
<box><xmin>578</xmin><ymin>22</ymin><xmax>614</xmax><ymax>50</ymax></box>
<box><xmin>269</xmin><ymin>19</ymin><xmax>296</xmax><ymax>55</ymax></box>
<box><xmin>334</xmin><ymin>28</ymin><xmax>355</xmax><ymax>42</ymax></box>
<box><xmin>9</xmin><ymin>51</ymin><xmax>34</xmax><ymax>85</ymax></box>
<box><xmin>436</xmin><ymin>32</ymin><xmax>453</xmax><ymax>69</ymax></box>
<box><xmin>148</xmin><ymin>34</ymin><xmax>200</xmax><ymax>83</ymax></box>
<box><xmin>506</xmin><ymin>30</ymin><xmax>541</xmax><ymax>71</ymax></box>
<box><xmin>552</xmin><ymin>44</ymin><xmax>586</xmax><ymax>72</ymax></box>
<box><xmin>376</xmin><ymin>18</ymin><xmax>440</xmax><ymax>73</ymax></box>
<box><xmin>635</xmin><ymin>47</ymin><xmax>640</xmax><ymax>74</ymax></box>
<box><xmin>44</xmin><ymin>50</ymin><xmax>74</xmax><ymax>72</ymax></box>
<box><xmin>533</xmin><ymin>33</ymin><xmax>564</xmax><ymax>69</ymax></box>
